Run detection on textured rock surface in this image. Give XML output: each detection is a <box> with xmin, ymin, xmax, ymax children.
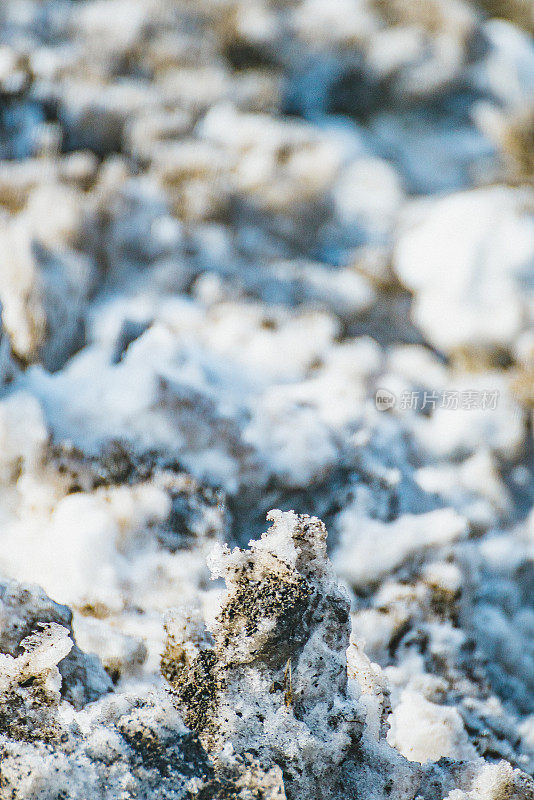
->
<box><xmin>0</xmin><ymin>0</ymin><xmax>534</xmax><ymax>797</ymax></box>
<box><xmin>0</xmin><ymin>580</ymin><xmax>112</xmax><ymax>709</ymax></box>
<box><xmin>162</xmin><ymin>511</ymin><xmax>423</xmax><ymax>800</ymax></box>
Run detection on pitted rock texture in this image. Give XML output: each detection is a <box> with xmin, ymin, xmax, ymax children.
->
<box><xmin>164</xmin><ymin>510</ymin><xmax>501</xmax><ymax>800</ymax></box>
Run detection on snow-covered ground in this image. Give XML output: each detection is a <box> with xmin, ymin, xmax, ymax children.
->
<box><xmin>0</xmin><ymin>1</ymin><xmax>534</xmax><ymax>798</ymax></box>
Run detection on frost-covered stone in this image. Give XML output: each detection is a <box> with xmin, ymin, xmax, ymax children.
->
<box><xmin>0</xmin><ymin>577</ymin><xmax>290</xmax><ymax>799</ymax></box>
<box><xmin>0</xmin><ymin>579</ymin><xmax>112</xmax><ymax>709</ymax></box>
<box><xmin>162</xmin><ymin>511</ymin><xmax>422</xmax><ymax>799</ymax></box>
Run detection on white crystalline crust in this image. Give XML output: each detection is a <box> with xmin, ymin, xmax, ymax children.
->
<box><xmin>0</xmin><ymin>623</ymin><xmax>72</xmax><ymax>692</ymax></box>
<box><xmin>0</xmin><ymin>0</ymin><xmax>534</xmax><ymax>798</ymax></box>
